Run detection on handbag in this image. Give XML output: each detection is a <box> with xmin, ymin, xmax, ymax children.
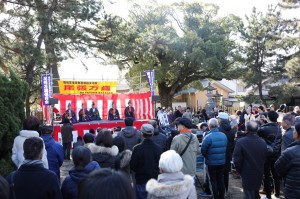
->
<box><xmin>266</xmin><ymin>126</ymin><xmax>280</xmax><ymax>156</ymax></box>
<box><xmin>180</xmin><ymin>134</ymin><xmax>193</xmax><ymax>156</ymax></box>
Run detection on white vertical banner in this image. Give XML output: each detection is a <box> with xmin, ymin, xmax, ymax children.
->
<box><xmin>139</xmin><ymin>99</ymin><xmax>144</xmax><ymax>119</ymax></box>
<box><xmin>87</xmin><ymin>100</ymin><xmax>93</xmax><ymax>109</ymax></box>
<box><xmin>97</xmin><ymin>100</ymin><xmax>103</xmax><ymax>119</ymax></box>
<box><xmin>116</xmin><ymin>99</ymin><xmax>122</xmax><ymax>118</ymax></box>
<box><xmin>76</xmin><ymin>100</ymin><xmax>82</xmax><ymax>120</ymax></box>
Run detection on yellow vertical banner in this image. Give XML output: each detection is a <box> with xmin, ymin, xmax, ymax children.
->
<box><xmin>58</xmin><ymin>81</ymin><xmax>117</xmax><ymax>94</ymax></box>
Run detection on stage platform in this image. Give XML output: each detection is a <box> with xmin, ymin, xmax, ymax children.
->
<box><xmin>53</xmin><ymin>119</ymin><xmax>149</xmax><ymax>143</ymax></box>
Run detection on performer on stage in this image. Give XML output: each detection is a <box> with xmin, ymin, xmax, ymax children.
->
<box><xmin>124</xmin><ymin>100</ymin><xmax>135</xmax><ymax>120</ymax></box>
<box><xmin>89</xmin><ymin>102</ymin><xmax>101</xmax><ymax>121</ymax></box>
<box><xmin>108</xmin><ymin>101</ymin><xmax>120</xmax><ymax>120</ymax></box>
<box><xmin>78</xmin><ymin>103</ymin><xmax>91</xmax><ymax>122</ymax></box>
<box><xmin>62</xmin><ymin>103</ymin><xmax>77</xmax><ymax>123</ymax></box>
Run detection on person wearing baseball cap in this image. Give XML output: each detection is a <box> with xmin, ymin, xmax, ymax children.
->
<box><xmin>171</xmin><ymin>117</ymin><xmax>199</xmax><ymax>176</ymax></box>
<box><xmin>130</xmin><ymin>124</ymin><xmax>162</xmax><ymax>199</ymax></box>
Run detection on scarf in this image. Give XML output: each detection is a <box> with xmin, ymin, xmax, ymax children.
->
<box><xmin>180</xmin><ymin>128</ymin><xmax>192</xmax><ymax>134</ymax></box>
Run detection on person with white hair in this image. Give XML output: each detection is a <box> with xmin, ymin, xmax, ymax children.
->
<box><xmin>201</xmin><ymin>118</ymin><xmax>227</xmax><ymax>199</ymax></box>
<box><xmin>146</xmin><ymin>150</ymin><xmax>197</xmax><ymax>199</ymax></box>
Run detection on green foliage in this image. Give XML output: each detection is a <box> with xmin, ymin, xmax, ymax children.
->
<box><xmin>239</xmin><ymin>6</ymin><xmax>298</xmax><ymax>105</ymax></box>
<box><xmin>0</xmin><ymin>70</ymin><xmax>28</xmax><ymax>176</ymax></box>
<box><xmin>102</xmin><ymin>2</ymin><xmax>242</xmax><ymax>107</ymax></box>
<box><xmin>268</xmin><ymin>83</ymin><xmax>300</xmax><ymax>106</ymax></box>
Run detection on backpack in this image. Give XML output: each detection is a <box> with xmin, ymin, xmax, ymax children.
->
<box><xmin>265</xmin><ymin>126</ymin><xmax>281</xmax><ymax>157</ymax></box>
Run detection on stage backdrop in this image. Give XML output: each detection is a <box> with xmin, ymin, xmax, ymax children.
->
<box><xmin>53</xmin><ymin>92</ymin><xmax>153</xmax><ymax>120</ymax></box>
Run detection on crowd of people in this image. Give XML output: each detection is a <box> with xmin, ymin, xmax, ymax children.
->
<box><xmin>0</xmin><ymin>104</ymin><xmax>300</xmax><ymax>199</ymax></box>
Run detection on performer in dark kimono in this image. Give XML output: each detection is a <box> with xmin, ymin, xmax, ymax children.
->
<box><xmin>89</xmin><ymin>102</ymin><xmax>101</xmax><ymax>121</ymax></box>
<box><xmin>62</xmin><ymin>103</ymin><xmax>77</xmax><ymax>123</ymax></box>
<box><xmin>108</xmin><ymin>101</ymin><xmax>120</xmax><ymax>120</ymax></box>
<box><xmin>124</xmin><ymin>100</ymin><xmax>135</xmax><ymax>120</ymax></box>
<box><xmin>78</xmin><ymin>103</ymin><xmax>91</xmax><ymax>122</ymax></box>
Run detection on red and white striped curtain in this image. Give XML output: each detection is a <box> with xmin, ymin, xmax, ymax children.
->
<box><xmin>52</xmin><ymin>92</ymin><xmax>153</xmax><ymax>120</ymax></box>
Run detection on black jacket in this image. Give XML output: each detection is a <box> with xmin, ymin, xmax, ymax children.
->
<box><xmin>61</xmin><ymin>124</ymin><xmax>74</xmax><ymax>143</ymax></box>
<box><xmin>174</xmin><ymin>110</ymin><xmax>183</xmax><ymax>119</ymax></box>
<box><xmin>258</xmin><ymin>122</ymin><xmax>282</xmax><ymax>157</ymax></box>
<box><xmin>218</xmin><ymin>120</ymin><xmax>235</xmax><ymax>165</ymax></box>
<box><xmin>7</xmin><ymin>162</ymin><xmax>62</xmax><ymax>199</ymax></box>
<box><xmin>233</xmin><ymin>132</ymin><xmax>267</xmax><ymax>190</ymax></box>
<box><xmin>130</xmin><ymin>139</ymin><xmax>162</xmax><ymax>184</ymax></box>
<box><xmin>275</xmin><ymin>140</ymin><xmax>300</xmax><ymax>199</ymax></box>
<box><xmin>151</xmin><ymin>128</ymin><xmax>167</xmax><ymax>152</ymax></box>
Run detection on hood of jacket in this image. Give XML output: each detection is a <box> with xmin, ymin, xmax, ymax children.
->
<box><xmin>180</xmin><ymin>132</ymin><xmax>198</xmax><ymax>144</ymax></box>
<box><xmin>41</xmin><ymin>135</ymin><xmax>55</xmax><ymax>148</ymax></box>
<box><xmin>87</xmin><ymin>143</ymin><xmax>119</xmax><ymax>156</ymax></box>
<box><xmin>146</xmin><ymin>172</ymin><xmax>194</xmax><ymax>197</ymax></box>
<box><xmin>69</xmin><ymin>161</ymin><xmax>100</xmax><ymax>183</ymax></box>
<box><xmin>121</xmin><ymin>126</ymin><xmax>139</xmax><ymax>138</ymax></box>
<box><xmin>19</xmin><ymin>130</ymin><xmax>39</xmax><ymax>138</ymax></box>
<box><xmin>219</xmin><ymin>120</ymin><xmax>231</xmax><ymax>132</ymax></box>
<box><xmin>120</xmin><ymin>149</ymin><xmax>132</xmax><ymax>169</ymax></box>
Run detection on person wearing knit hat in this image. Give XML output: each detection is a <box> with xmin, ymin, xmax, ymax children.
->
<box><xmin>130</xmin><ymin>124</ymin><xmax>162</xmax><ymax>199</ymax></box>
<box><xmin>171</xmin><ymin>117</ymin><xmax>199</xmax><ymax>176</ymax></box>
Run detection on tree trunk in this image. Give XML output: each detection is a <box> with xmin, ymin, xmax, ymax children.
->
<box><xmin>158</xmin><ymin>83</ymin><xmax>175</xmax><ymax>108</ymax></box>
<box><xmin>44</xmin><ymin>35</ymin><xmax>60</xmax><ymax>94</ymax></box>
<box><xmin>258</xmin><ymin>80</ymin><xmax>267</xmax><ymax>107</ymax></box>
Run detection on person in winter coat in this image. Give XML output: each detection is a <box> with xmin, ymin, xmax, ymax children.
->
<box><xmin>87</xmin><ymin>130</ymin><xmax>119</xmax><ymax>168</ymax></box>
<box><xmin>171</xmin><ymin>117</ymin><xmax>199</xmax><ymax>176</ymax></box>
<box><xmin>61</xmin><ymin>146</ymin><xmax>100</xmax><ymax>199</ymax></box>
<box><xmin>7</xmin><ymin>137</ymin><xmax>62</xmax><ymax>199</ymax></box>
<box><xmin>130</xmin><ymin>124</ymin><xmax>163</xmax><ymax>199</ymax></box>
<box><xmin>113</xmin><ymin>136</ymin><xmax>132</xmax><ymax>179</ymax></box>
<box><xmin>78</xmin><ymin>168</ymin><xmax>135</xmax><ymax>199</ymax></box>
<box><xmin>73</xmin><ymin>136</ymin><xmax>84</xmax><ymax>149</ymax></box>
<box><xmin>201</xmin><ymin>118</ymin><xmax>227</xmax><ymax>199</ymax></box>
<box><xmin>275</xmin><ymin>122</ymin><xmax>300</xmax><ymax>199</ymax></box>
<box><xmin>40</xmin><ymin>125</ymin><xmax>64</xmax><ymax>182</ymax></box>
<box><xmin>12</xmin><ymin>116</ymin><xmax>48</xmax><ymax>169</ymax></box>
<box><xmin>0</xmin><ymin>174</ymin><xmax>9</xmax><ymax>199</ymax></box>
<box><xmin>233</xmin><ymin>121</ymin><xmax>267</xmax><ymax>199</ymax></box>
<box><xmin>146</xmin><ymin>150</ymin><xmax>197</xmax><ymax>199</ymax></box>
<box><xmin>217</xmin><ymin>112</ymin><xmax>235</xmax><ymax>194</ymax></box>
<box><xmin>281</xmin><ymin>114</ymin><xmax>295</xmax><ymax>152</ymax></box>
<box><xmin>118</xmin><ymin>117</ymin><xmax>142</xmax><ymax>150</ymax></box>
<box><xmin>257</xmin><ymin>111</ymin><xmax>282</xmax><ymax>199</ymax></box>
<box><xmin>148</xmin><ymin>120</ymin><xmax>167</xmax><ymax>152</ymax></box>
<box><xmin>61</xmin><ymin>118</ymin><xmax>74</xmax><ymax>160</ymax></box>
<box><xmin>166</xmin><ymin>129</ymin><xmax>179</xmax><ymax>150</ymax></box>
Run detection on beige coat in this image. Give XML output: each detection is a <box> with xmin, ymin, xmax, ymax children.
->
<box><xmin>170</xmin><ymin>133</ymin><xmax>199</xmax><ymax>176</ymax></box>
<box><xmin>146</xmin><ymin>172</ymin><xmax>197</xmax><ymax>199</ymax></box>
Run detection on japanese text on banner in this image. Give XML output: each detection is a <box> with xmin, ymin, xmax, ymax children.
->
<box><xmin>42</xmin><ymin>74</ymin><xmax>52</xmax><ymax>105</ymax></box>
<box><xmin>58</xmin><ymin>81</ymin><xmax>117</xmax><ymax>94</ymax></box>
